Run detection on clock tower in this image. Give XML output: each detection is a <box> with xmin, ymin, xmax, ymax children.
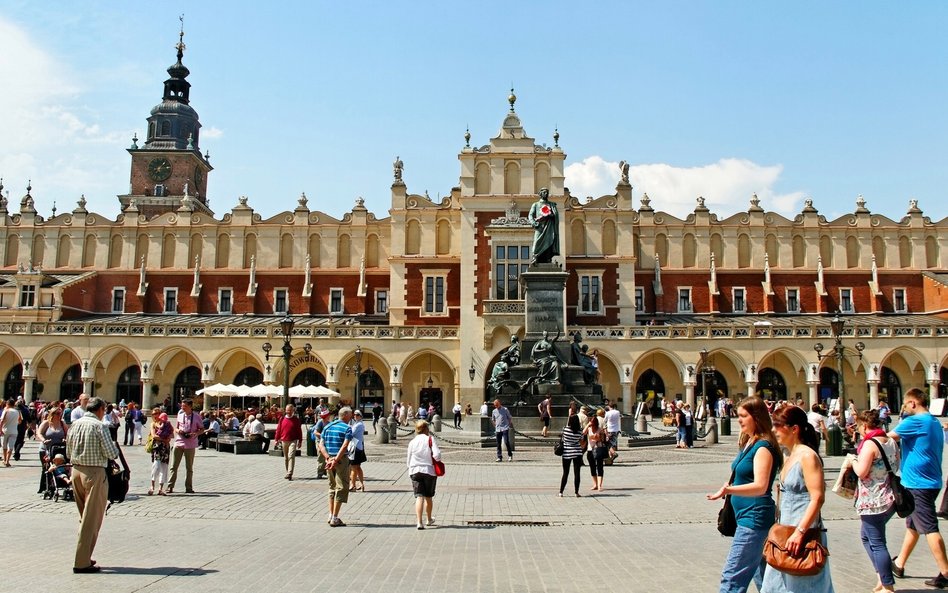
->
<box><xmin>119</xmin><ymin>25</ymin><xmax>213</xmax><ymax>218</ymax></box>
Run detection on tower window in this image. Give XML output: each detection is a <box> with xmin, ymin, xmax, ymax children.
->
<box><xmin>160</xmin><ymin>121</ymin><xmax>171</xmax><ymax>136</ymax></box>
<box><xmin>154</xmin><ymin>185</ymin><xmax>165</xmax><ymax>197</ymax></box>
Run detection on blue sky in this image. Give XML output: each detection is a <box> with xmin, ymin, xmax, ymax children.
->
<box><xmin>1</xmin><ymin>1</ymin><xmax>946</xmax><ymax>223</ymax></box>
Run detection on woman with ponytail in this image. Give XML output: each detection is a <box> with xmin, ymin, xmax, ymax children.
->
<box><xmin>760</xmin><ymin>405</ymin><xmax>834</xmax><ymax>592</ymax></box>
<box><xmin>708</xmin><ymin>396</ymin><xmax>783</xmax><ymax>593</ymax></box>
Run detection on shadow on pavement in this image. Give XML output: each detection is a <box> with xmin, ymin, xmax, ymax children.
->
<box><xmin>101</xmin><ymin>566</ymin><xmax>220</xmax><ymax>576</ymax></box>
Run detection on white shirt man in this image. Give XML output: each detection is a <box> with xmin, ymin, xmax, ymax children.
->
<box><xmin>71</xmin><ymin>394</ymin><xmax>90</xmax><ymax>423</ymax></box>
<box><xmin>243</xmin><ymin>414</ymin><xmax>270</xmax><ymax>453</ymax></box>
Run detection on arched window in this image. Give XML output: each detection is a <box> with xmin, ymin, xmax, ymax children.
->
<box><xmin>571</xmin><ymin>220</ymin><xmax>586</xmax><ymax>256</ymax></box>
<box><xmin>738</xmin><ymin>234</ymin><xmax>751</xmax><ymax>268</ymax></box>
<box><xmin>846</xmin><ymin>236</ymin><xmax>860</xmax><ymax>268</ymax></box>
<box><xmin>872</xmin><ymin>236</ymin><xmax>886</xmax><ymax>267</ymax></box>
<box><xmin>243</xmin><ymin>234</ymin><xmax>257</xmax><ymax>269</ymax></box>
<box><xmin>336</xmin><ymin>234</ymin><xmax>351</xmax><ymax>268</ymax></box>
<box><xmin>436</xmin><ymin>220</ymin><xmax>451</xmax><ymax>255</ymax></box>
<box><xmin>682</xmin><ymin>233</ymin><xmax>697</xmax><ymax>268</ymax></box>
<box><xmin>161</xmin><ymin>233</ymin><xmax>176</xmax><ymax>268</ymax></box>
<box><xmin>57</xmin><ymin>235</ymin><xmax>71</xmax><ymax>268</ymax></box>
<box><xmin>899</xmin><ymin>236</ymin><xmax>912</xmax><ymax>268</ymax></box>
<box><xmin>534</xmin><ymin>162</ymin><xmax>550</xmax><ymax>193</ymax></box>
<box><xmin>710</xmin><ymin>233</ymin><xmax>724</xmax><ymax>267</ymax></box>
<box><xmin>504</xmin><ymin>162</ymin><xmax>521</xmax><ymax>194</ymax></box>
<box><xmin>116</xmin><ymin>365</ymin><xmax>142</xmax><ymax>406</ymax></box>
<box><xmin>926</xmin><ymin>235</ymin><xmax>939</xmax><ymax>268</ymax></box>
<box><xmin>818</xmin><ymin>366</ymin><xmax>839</xmax><ymax>403</ymax></box>
<box><xmin>792</xmin><ymin>235</ymin><xmax>805</xmax><ymax>268</ymax></box>
<box><xmin>4</xmin><ymin>364</ymin><xmax>23</xmax><ymax>400</ymax></box>
<box><xmin>60</xmin><ymin>364</ymin><xmax>83</xmax><ymax>402</ymax></box>
<box><xmin>160</xmin><ymin>120</ymin><xmax>171</xmax><ymax>136</ymax></box>
<box><xmin>636</xmin><ymin>370</ymin><xmax>665</xmax><ymax>416</ymax></box>
<box><xmin>216</xmin><ymin>234</ymin><xmax>230</xmax><ymax>268</ymax></box>
<box><xmin>173</xmin><ymin>366</ymin><xmax>203</xmax><ymax>411</ymax></box>
<box><xmin>108</xmin><ymin>235</ymin><xmax>122</xmax><ymax>269</ymax></box>
<box><xmin>279</xmin><ymin>233</ymin><xmax>293</xmax><ymax>268</ymax></box>
<box><xmin>292</xmin><ymin>368</ymin><xmax>326</xmax><ymax>387</ymax></box>
<box><xmin>602</xmin><ymin>220</ymin><xmax>617</xmax><ymax>256</ymax></box>
<box><xmin>189</xmin><ymin>234</ymin><xmax>203</xmax><ymax>267</ymax></box>
<box><xmin>5</xmin><ymin>234</ymin><xmax>18</xmax><ymax>267</ymax></box>
<box><xmin>820</xmin><ymin>235</ymin><xmax>834</xmax><ymax>267</ymax></box>
<box><xmin>309</xmin><ymin>234</ymin><xmax>321</xmax><ymax>267</ymax></box>
<box><xmin>82</xmin><ymin>235</ymin><xmax>96</xmax><ymax>267</ymax></box>
<box><xmin>756</xmin><ymin>368</ymin><xmax>786</xmax><ymax>400</ymax></box>
<box><xmin>405</xmin><ymin>220</ymin><xmax>421</xmax><ymax>255</ymax></box>
<box><xmin>474</xmin><ymin>162</ymin><xmax>490</xmax><ymax>195</ymax></box>
<box><xmin>233</xmin><ymin>367</ymin><xmax>263</xmax><ymax>387</ymax></box>
<box><xmin>366</xmin><ymin>234</ymin><xmax>379</xmax><ymax>268</ymax></box>
<box><xmin>32</xmin><ymin>235</ymin><xmax>45</xmax><ymax>266</ymax></box>
<box><xmin>765</xmin><ymin>234</ymin><xmax>779</xmax><ymax>266</ymax></box>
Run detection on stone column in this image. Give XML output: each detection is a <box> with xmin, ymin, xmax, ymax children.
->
<box><xmin>82</xmin><ymin>378</ymin><xmax>94</xmax><ymax>397</ymax></box>
<box><xmin>868</xmin><ymin>380</ymin><xmax>880</xmax><ymax>409</ymax></box>
<box><xmin>202</xmin><ymin>380</ymin><xmax>212</xmax><ymax>412</ymax></box>
<box><xmin>929</xmin><ymin>380</ymin><xmax>940</xmax><ymax>402</ymax></box>
<box><xmin>391</xmin><ymin>383</ymin><xmax>402</xmax><ymax>408</ymax></box>
<box><xmin>621</xmin><ymin>381</ymin><xmax>633</xmax><ymax>415</ymax></box>
<box><xmin>23</xmin><ymin>377</ymin><xmax>34</xmax><ymax>403</ymax></box>
<box><xmin>142</xmin><ymin>379</ymin><xmax>154</xmax><ymax>410</ymax></box>
<box><xmin>685</xmin><ymin>383</ymin><xmax>696</xmax><ymax>410</ymax></box>
<box><xmin>806</xmin><ymin>381</ymin><xmax>819</xmax><ymax>412</ymax></box>
<box><xmin>746</xmin><ymin>381</ymin><xmax>758</xmax><ymax>399</ymax></box>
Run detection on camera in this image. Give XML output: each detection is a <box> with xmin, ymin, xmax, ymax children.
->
<box><xmin>181</xmin><ymin>432</ymin><xmax>194</xmax><ymax>439</ymax></box>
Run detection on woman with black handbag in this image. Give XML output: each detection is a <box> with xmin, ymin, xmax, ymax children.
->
<box><xmin>558</xmin><ymin>414</ymin><xmax>583</xmax><ymax>497</ymax></box>
<box><xmin>707</xmin><ymin>396</ymin><xmax>782</xmax><ymax>593</ymax></box>
<box><xmin>760</xmin><ymin>405</ymin><xmax>833</xmax><ymax>592</ymax></box>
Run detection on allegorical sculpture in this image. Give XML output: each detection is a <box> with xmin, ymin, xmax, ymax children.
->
<box><xmin>570</xmin><ymin>333</ymin><xmax>598</xmax><ymax>385</ymax></box>
<box><xmin>488</xmin><ymin>336</ymin><xmax>522</xmax><ymax>395</ymax></box>
<box><xmin>531</xmin><ymin>330</ymin><xmax>565</xmax><ymax>385</ymax></box>
<box><xmin>527</xmin><ymin>188</ymin><xmax>559</xmax><ymax>265</ymax></box>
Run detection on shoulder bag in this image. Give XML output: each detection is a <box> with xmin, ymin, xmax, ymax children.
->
<box><xmin>763</xmin><ymin>524</ymin><xmax>829</xmax><ymax>576</ymax></box>
<box><xmin>428</xmin><ymin>436</ymin><xmax>445</xmax><ymax>477</ymax></box>
<box><xmin>553</xmin><ymin>436</ymin><xmax>564</xmax><ymax>456</ymax></box>
<box><xmin>870</xmin><ymin>437</ymin><xmax>915</xmax><ymax>518</ymax></box>
<box><xmin>717</xmin><ymin>442</ymin><xmax>760</xmax><ymax>537</ymax></box>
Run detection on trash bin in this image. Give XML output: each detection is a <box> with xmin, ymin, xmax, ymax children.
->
<box><xmin>306</xmin><ymin>425</ymin><xmax>317</xmax><ymax>457</ymax></box>
<box><xmin>825</xmin><ymin>425</ymin><xmax>843</xmax><ymax>457</ymax></box>
<box><xmin>719</xmin><ymin>415</ymin><xmax>731</xmax><ymax>436</ymax></box>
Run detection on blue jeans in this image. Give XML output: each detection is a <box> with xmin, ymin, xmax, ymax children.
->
<box><xmin>720</xmin><ymin>524</ymin><xmax>768</xmax><ymax>593</ymax></box>
<box><xmin>495</xmin><ymin>430</ymin><xmax>512</xmax><ymax>459</ymax></box>
<box><xmin>861</xmin><ymin>507</ymin><xmax>896</xmax><ymax>586</ymax></box>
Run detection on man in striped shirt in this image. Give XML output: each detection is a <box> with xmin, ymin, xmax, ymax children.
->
<box><xmin>318</xmin><ymin>407</ymin><xmax>353</xmax><ymax>527</ymax></box>
<box><xmin>65</xmin><ymin>397</ymin><xmax>120</xmax><ymax>573</ymax></box>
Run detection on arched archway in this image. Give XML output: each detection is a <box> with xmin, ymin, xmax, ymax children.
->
<box><xmin>116</xmin><ymin>365</ymin><xmax>142</xmax><ymax>406</ymax></box>
<box><xmin>173</xmin><ymin>366</ymin><xmax>203</xmax><ymax>411</ymax></box>
<box><xmin>818</xmin><ymin>367</ymin><xmax>839</xmax><ymax>404</ymax></box>
<box><xmin>757</xmin><ymin>368</ymin><xmax>787</xmax><ymax>400</ymax></box>
<box><xmin>234</xmin><ymin>367</ymin><xmax>263</xmax><ymax>387</ymax></box>
<box><xmin>60</xmin><ymin>364</ymin><xmax>83</xmax><ymax>402</ymax></box>
<box><xmin>637</xmin><ymin>370</ymin><xmax>665</xmax><ymax>415</ymax></box>
<box><xmin>880</xmin><ymin>366</ymin><xmax>901</xmax><ymax>411</ymax></box>
<box><xmin>292</xmin><ymin>368</ymin><xmax>326</xmax><ymax>387</ymax></box>
<box><xmin>695</xmin><ymin>369</ymin><xmax>728</xmax><ymax>415</ymax></box>
<box><xmin>4</xmin><ymin>364</ymin><xmax>23</xmax><ymax>400</ymax></box>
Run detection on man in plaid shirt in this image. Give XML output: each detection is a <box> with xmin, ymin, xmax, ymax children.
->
<box><xmin>66</xmin><ymin>397</ymin><xmax>120</xmax><ymax>573</ymax></box>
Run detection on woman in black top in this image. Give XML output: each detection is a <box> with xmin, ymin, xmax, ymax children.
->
<box><xmin>559</xmin><ymin>414</ymin><xmax>584</xmax><ymax>497</ymax></box>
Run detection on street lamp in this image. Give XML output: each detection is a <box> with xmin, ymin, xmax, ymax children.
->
<box><xmin>814</xmin><ymin>311</ymin><xmax>865</xmax><ymax>407</ymax></box>
<box><xmin>698</xmin><ymin>348</ymin><xmax>716</xmax><ymax>414</ymax></box>
<box><xmin>345</xmin><ymin>345</ymin><xmax>364</xmax><ymax>413</ymax></box>
<box><xmin>262</xmin><ymin>313</ymin><xmax>311</xmax><ymax>409</ymax></box>
<box><xmin>468</xmin><ymin>362</ymin><xmax>476</xmax><ymax>382</ymax></box>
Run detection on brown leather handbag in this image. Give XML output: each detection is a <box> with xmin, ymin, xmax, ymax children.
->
<box><xmin>763</xmin><ymin>524</ymin><xmax>829</xmax><ymax>576</ymax></box>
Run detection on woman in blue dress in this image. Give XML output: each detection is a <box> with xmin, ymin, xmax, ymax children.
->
<box><xmin>708</xmin><ymin>396</ymin><xmax>783</xmax><ymax>593</ymax></box>
<box><xmin>761</xmin><ymin>405</ymin><xmax>834</xmax><ymax>593</ymax></box>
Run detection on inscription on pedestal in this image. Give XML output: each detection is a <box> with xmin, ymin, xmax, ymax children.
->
<box><xmin>521</xmin><ymin>265</ymin><xmax>568</xmax><ymax>337</ymax></box>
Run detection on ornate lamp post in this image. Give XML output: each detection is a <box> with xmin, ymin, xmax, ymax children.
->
<box><xmin>814</xmin><ymin>311</ymin><xmax>865</xmax><ymax>406</ymax></box>
<box><xmin>345</xmin><ymin>345</ymin><xmax>368</xmax><ymax>413</ymax></box>
<box><xmin>262</xmin><ymin>313</ymin><xmax>311</xmax><ymax>409</ymax></box>
<box><xmin>699</xmin><ymin>348</ymin><xmax>716</xmax><ymax>415</ymax></box>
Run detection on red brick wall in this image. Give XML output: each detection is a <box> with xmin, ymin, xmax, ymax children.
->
<box><xmin>565</xmin><ymin>264</ymin><xmax>619</xmax><ymax>325</ymax></box>
<box><xmin>403</xmin><ymin>263</ymin><xmax>460</xmax><ymax>325</ymax></box>
<box><xmin>474</xmin><ymin>212</ymin><xmax>505</xmax><ymax>315</ymax></box>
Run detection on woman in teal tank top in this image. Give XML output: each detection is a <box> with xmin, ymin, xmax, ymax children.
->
<box><xmin>708</xmin><ymin>396</ymin><xmax>783</xmax><ymax>593</ymax></box>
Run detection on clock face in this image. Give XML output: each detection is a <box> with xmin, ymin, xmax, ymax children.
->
<box><xmin>194</xmin><ymin>166</ymin><xmax>204</xmax><ymax>188</ymax></box>
<box><xmin>148</xmin><ymin>157</ymin><xmax>172</xmax><ymax>182</ymax></box>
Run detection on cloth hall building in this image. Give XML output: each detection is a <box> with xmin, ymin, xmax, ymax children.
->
<box><xmin>1</xmin><ymin>38</ymin><xmax>947</xmax><ymax>417</ymax></box>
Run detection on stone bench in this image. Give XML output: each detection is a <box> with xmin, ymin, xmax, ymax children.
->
<box><xmin>210</xmin><ymin>435</ymin><xmax>265</xmax><ymax>455</ymax></box>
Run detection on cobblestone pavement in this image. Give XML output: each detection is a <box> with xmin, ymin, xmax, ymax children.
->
<box><xmin>4</xmin><ymin>431</ymin><xmax>947</xmax><ymax>592</ymax></box>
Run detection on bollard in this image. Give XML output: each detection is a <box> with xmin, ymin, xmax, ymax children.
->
<box><xmin>719</xmin><ymin>415</ymin><xmax>731</xmax><ymax>436</ymax></box>
<box><xmin>431</xmin><ymin>414</ymin><xmax>442</xmax><ymax>432</ymax></box>
<box><xmin>376</xmin><ymin>416</ymin><xmax>390</xmax><ymax>444</ymax></box>
<box><xmin>636</xmin><ymin>414</ymin><xmax>647</xmax><ymax>433</ymax></box>
<box><xmin>705</xmin><ymin>417</ymin><xmax>718</xmax><ymax>445</ymax></box>
<box><xmin>388</xmin><ymin>415</ymin><xmax>398</xmax><ymax>442</ymax></box>
<box><xmin>825</xmin><ymin>424</ymin><xmax>843</xmax><ymax>457</ymax></box>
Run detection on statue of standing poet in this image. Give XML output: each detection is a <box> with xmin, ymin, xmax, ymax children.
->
<box><xmin>528</xmin><ymin>188</ymin><xmax>559</xmax><ymax>265</ymax></box>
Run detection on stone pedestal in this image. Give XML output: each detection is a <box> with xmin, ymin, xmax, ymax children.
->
<box><xmin>521</xmin><ymin>263</ymin><xmax>568</xmax><ymax>340</ymax></box>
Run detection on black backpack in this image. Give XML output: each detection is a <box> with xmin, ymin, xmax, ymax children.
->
<box><xmin>106</xmin><ymin>445</ymin><xmax>130</xmax><ymax>510</ymax></box>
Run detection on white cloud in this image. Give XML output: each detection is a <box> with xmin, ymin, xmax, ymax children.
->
<box><xmin>564</xmin><ymin>156</ymin><xmax>807</xmax><ymax>218</ymax></box>
<box><xmin>201</xmin><ymin>127</ymin><xmax>224</xmax><ymax>140</ymax></box>
<box><xmin>0</xmin><ymin>17</ymin><xmax>127</xmax><ymax>212</ymax></box>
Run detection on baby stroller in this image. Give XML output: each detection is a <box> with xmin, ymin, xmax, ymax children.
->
<box><xmin>41</xmin><ymin>445</ymin><xmax>73</xmax><ymax>502</ymax></box>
